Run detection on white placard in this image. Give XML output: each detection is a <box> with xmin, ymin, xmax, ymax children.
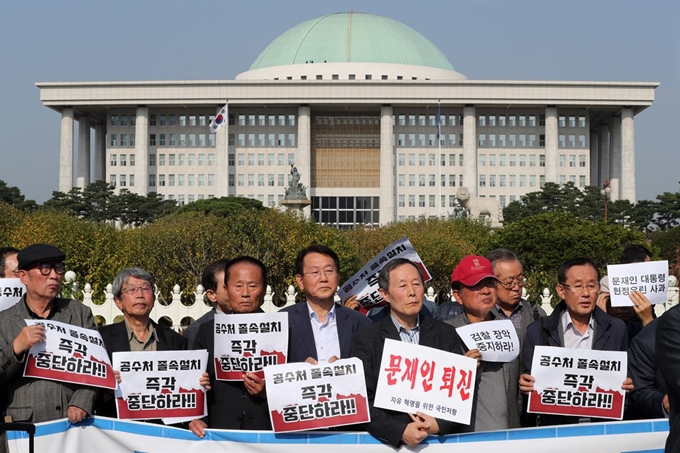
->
<box><xmin>374</xmin><ymin>339</ymin><xmax>476</xmax><ymax>424</ymax></box>
<box><xmin>113</xmin><ymin>349</ymin><xmax>208</xmax><ymax>424</ymax></box>
<box><xmin>528</xmin><ymin>346</ymin><xmax>627</xmax><ymax>420</ymax></box>
<box><xmin>0</xmin><ymin>278</ymin><xmax>25</xmax><ymax>311</ymax></box>
<box><xmin>213</xmin><ymin>311</ymin><xmax>288</xmax><ymax>380</ymax></box>
<box><xmin>455</xmin><ymin>319</ymin><xmax>520</xmax><ymax>362</ymax></box>
<box><xmin>337</xmin><ymin>237</ymin><xmax>431</xmax><ymax>308</ymax></box>
<box><xmin>24</xmin><ymin>319</ymin><xmax>116</xmax><ymax>389</ymax></box>
<box><xmin>606</xmin><ymin>260</ymin><xmax>669</xmax><ymax>307</ymax></box>
<box><xmin>264</xmin><ymin>358</ymin><xmax>370</xmax><ymax>432</ymax></box>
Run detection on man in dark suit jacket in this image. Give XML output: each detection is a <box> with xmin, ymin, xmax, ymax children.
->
<box><xmin>628</xmin><ymin>318</ymin><xmax>668</xmax><ymax>419</ymax></box>
<box><xmin>656</xmin><ymin>304</ymin><xmax>680</xmax><ymax>453</ymax></box>
<box><xmin>353</xmin><ymin>258</ymin><xmax>466</xmax><ymax>448</ymax></box>
<box><xmin>519</xmin><ymin>257</ymin><xmax>633</xmax><ymax>426</ymax></box>
<box><xmin>96</xmin><ymin>267</ymin><xmax>188</xmax><ymax>418</ymax></box>
<box><xmin>281</xmin><ymin>245</ymin><xmax>371</xmax><ymax>364</ymax></box>
<box><xmin>183</xmin><ymin>259</ymin><xmax>229</xmax><ymax>349</ymax></box>
<box><xmin>189</xmin><ymin>256</ymin><xmax>272</xmax><ymax>438</ymax></box>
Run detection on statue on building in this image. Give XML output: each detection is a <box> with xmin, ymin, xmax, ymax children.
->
<box><xmin>284</xmin><ymin>165</ymin><xmax>308</xmax><ymax>201</ymax></box>
<box><xmin>456</xmin><ymin>187</ymin><xmax>503</xmax><ymax>228</ymax></box>
<box><xmin>281</xmin><ymin>164</ymin><xmax>311</xmax><ymax>215</ymax></box>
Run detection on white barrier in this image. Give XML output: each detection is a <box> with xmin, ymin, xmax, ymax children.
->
<box><xmin>65</xmin><ymin>275</ymin><xmax>679</xmax><ymax>329</ymax></box>
<box><xmin>7</xmin><ymin>416</ymin><xmax>669</xmax><ymax>453</ymax></box>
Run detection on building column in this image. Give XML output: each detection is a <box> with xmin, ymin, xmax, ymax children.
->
<box><xmin>462</xmin><ymin>105</ymin><xmax>477</xmax><ymax>196</ymax></box>
<box><xmin>620</xmin><ymin>108</ymin><xmax>636</xmax><ymax>203</ymax></box>
<box><xmin>380</xmin><ymin>105</ymin><xmax>395</xmax><ymax>224</ymax></box>
<box><xmin>598</xmin><ymin>125</ymin><xmax>610</xmax><ymax>186</ymax></box>
<box><xmin>544</xmin><ymin>107</ymin><xmax>558</xmax><ymax>184</ymax></box>
<box><xmin>134</xmin><ymin>107</ymin><xmax>149</xmax><ymax>195</ymax></box>
<box><xmin>589</xmin><ymin>131</ymin><xmax>599</xmax><ymax>187</ymax></box>
<box><xmin>214</xmin><ymin>106</ymin><xmax>229</xmax><ymax>197</ymax></box>
<box><xmin>609</xmin><ymin>116</ymin><xmax>622</xmax><ymax>201</ymax></box>
<box><xmin>59</xmin><ymin>108</ymin><xmax>74</xmax><ymax>192</ymax></box>
<box><xmin>94</xmin><ymin>123</ymin><xmax>106</xmax><ymax>182</ymax></box>
<box><xmin>76</xmin><ymin>116</ymin><xmax>91</xmax><ymax>189</ymax></box>
<box><xmin>297</xmin><ymin>106</ymin><xmax>311</xmax><ymax>197</ymax></box>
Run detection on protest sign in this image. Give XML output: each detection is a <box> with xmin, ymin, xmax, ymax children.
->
<box><xmin>528</xmin><ymin>346</ymin><xmax>627</xmax><ymax>420</ymax></box>
<box><xmin>23</xmin><ymin>319</ymin><xmax>116</xmax><ymax>390</ymax></box>
<box><xmin>113</xmin><ymin>350</ymin><xmax>208</xmax><ymax>423</ymax></box>
<box><xmin>0</xmin><ymin>278</ymin><xmax>25</xmax><ymax>311</ymax></box>
<box><xmin>213</xmin><ymin>312</ymin><xmax>287</xmax><ymax>381</ymax></box>
<box><xmin>265</xmin><ymin>358</ymin><xmax>370</xmax><ymax>432</ymax></box>
<box><xmin>374</xmin><ymin>339</ymin><xmax>476</xmax><ymax>424</ymax></box>
<box><xmin>455</xmin><ymin>319</ymin><xmax>520</xmax><ymax>362</ymax></box>
<box><xmin>607</xmin><ymin>260</ymin><xmax>669</xmax><ymax>307</ymax></box>
<box><xmin>337</xmin><ymin>237</ymin><xmax>431</xmax><ymax>308</ymax></box>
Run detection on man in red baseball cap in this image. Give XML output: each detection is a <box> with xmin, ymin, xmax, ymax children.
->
<box><xmin>446</xmin><ymin>255</ymin><xmax>522</xmax><ymax>432</ymax></box>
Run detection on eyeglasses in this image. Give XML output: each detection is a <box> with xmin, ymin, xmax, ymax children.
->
<box><xmin>32</xmin><ymin>262</ymin><xmax>66</xmax><ymax>276</ymax></box>
<box><xmin>561</xmin><ymin>283</ymin><xmax>600</xmax><ymax>293</ymax></box>
<box><xmin>497</xmin><ymin>275</ymin><xmax>524</xmax><ymax>290</ymax></box>
<box><xmin>121</xmin><ymin>285</ymin><xmax>153</xmax><ymax>296</ymax></box>
<box><xmin>303</xmin><ymin>269</ymin><xmax>338</xmax><ymax>279</ymax></box>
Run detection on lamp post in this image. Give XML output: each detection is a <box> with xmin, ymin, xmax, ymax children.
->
<box><xmin>601</xmin><ymin>179</ymin><xmax>612</xmax><ymax>222</ymax></box>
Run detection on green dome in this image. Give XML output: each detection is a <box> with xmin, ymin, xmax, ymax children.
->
<box><xmin>249</xmin><ymin>12</ymin><xmax>455</xmax><ymax>71</ymax></box>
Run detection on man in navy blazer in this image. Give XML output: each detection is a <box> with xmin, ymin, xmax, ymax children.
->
<box><xmin>656</xmin><ymin>304</ymin><xmax>680</xmax><ymax>453</ymax></box>
<box><xmin>280</xmin><ymin>245</ymin><xmax>372</xmax><ymax>364</ymax></box>
<box><xmin>97</xmin><ymin>267</ymin><xmax>187</xmax><ymax>417</ymax></box>
<box><xmin>353</xmin><ymin>258</ymin><xmax>466</xmax><ymax>448</ymax></box>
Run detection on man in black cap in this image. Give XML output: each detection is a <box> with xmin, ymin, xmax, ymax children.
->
<box><xmin>0</xmin><ymin>243</ymin><xmax>98</xmax><ymax>428</ymax></box>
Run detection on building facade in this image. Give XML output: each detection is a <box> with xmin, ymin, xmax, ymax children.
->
<box><xmin>37</xmin><ymin>12</ymin><xmax>657</xmax><ymax>228</ymax></box>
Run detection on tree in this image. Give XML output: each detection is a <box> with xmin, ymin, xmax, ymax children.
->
<box><xmin>173</xmin><ymin>196</ymin><xmax>264</xmax><ymax>217</ymax></box>
<box><xmin>489</xmin><ymin>212</ymin><xmax>647</xmax><ymax>304</ymax></box>
<box><xmin>0</xmin><ymin>180</ymin><xmax>37</xmax><ymax>211</ymax></box>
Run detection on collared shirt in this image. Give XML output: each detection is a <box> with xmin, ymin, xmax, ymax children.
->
<box><xmin>125</xmin><ymin>321</ymin><xmax>158</xmax><ymax>352</ymax></box>
<box><xmin>390</xmin><ymin>313</ymin><xmax>420</xmax><ymax>344</ymax></box>
<box><xmin>495</xmin><ymin>302</ymin><xmax>524</xmax><ymax>332</ymax></box>
<box><xmin>561</xmin><ymin>310</ymin><xmax>595</xmax><ymax>350</ymax></box>
<box><xmin>307</xmin><ymin>302</ymin><xmax>340</xmax><ymax>361</ymax></box>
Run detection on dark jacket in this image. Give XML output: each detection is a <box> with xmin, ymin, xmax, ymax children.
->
<box><xmin>353</xmin><ymin>313</ymin><xmax>466</xmax><ymax>448</ymax></box>
<box><xmin>656</xmin><ymin>305</ymin><xmax>680</xmax><ymax>453</ymax></box>
<box><xmin>280</xmin><ymin>301</ymin><xmax>372</xmax><ymax>363</ymax></box>
<box><xmin>96</xmin><ymin>319</ymin><xmax>187</xmax><ymax>418</ymax></box>
<box><xmin>524</xmin><ymin>301</ymin><xmax>629</xmax><ymax>426</ymax></box>
<box><xmin>183</xmin><ymin>307</ymin><xmax>216</xmax><ymax>349</ymax></box>
<box><xmin>627</xmin><ymin>318</ymin><xmax>666</xmax><ymax>419</ymax></box>
<box><xmin>193</xmin><ymin>312</ymin><xmax>272</xmax><ymax>430</ymax></box>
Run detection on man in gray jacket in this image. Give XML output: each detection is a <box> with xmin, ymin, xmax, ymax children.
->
<box><xmin>0</xmin><ymin>244</ymin><xmax>98</xmax><ymax>428</ymax></box>
<box><xmin>446</xmin><ymin>255</ymin><xmax>522</xmax><ymax>431</ymax></box>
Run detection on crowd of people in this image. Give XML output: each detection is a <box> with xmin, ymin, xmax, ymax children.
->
<box><xmin>0</xmin><ymin>243</ymin><xmax>677</xmax><ymax>452</ymax></box>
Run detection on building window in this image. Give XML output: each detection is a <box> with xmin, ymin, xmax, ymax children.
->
<box><xmin>398</xmin><ymin>195</ymin><xmax>405</xmax><ymax>208</ymax></box>
<box><xmin>559</xmin><ymin>116</ymin><xmax>566</xmax><ymax>128</ymax></box>
<box><xmin>509</xmin><ymin>175</ymin><xmax>516</xmax><ymax>187</ymax></box>
<box><xmin>120</xmin><ymin>154</ymin><xmax>127</xmax><ymax>167</ymax></box>
<box><xmin>579</xmin><ymin>175</ymin><xmax>586</xmax><ymax>188</ymax></box>
<box><xmin>559</xmin><ymin>135</ymin><xmax>566</xmax><ymax>148</ymax></box>
<box><xmin>237</xmin><ymin>175</ymin><xmax>244</xmax><ymax>186</ymax></box>
<box><xmin>579</xmin><ymin>155</ymin><xmax>586</xmax><ymax>167</ymax></box>
<box><xmin>569</xmin><ymin>116</ymin><xmax>576</xmax><ymax>127</ymax></box>
<box><xmin>579</xmin><ymin>116</ymin><xmax>586</xmax><ymax>128</ymax></box>
<box><xmin>509</xmin><ymin>154</ymin><xmax>516</xmax><ymax>166</ymax></box>
<box><xmin>519</xmin><ymin>154</ymin><xmax>526</xmax><ymax>167</ymax></box>
<box><xmin>119</xmin><ymin>174</ymin><xmax>126</xmax><ymax>187</ymax></box>
<box><xmin>129</xmin><ymin>174</ymin><xmax>135</xmax><ymax>187</ymax></box>
<box><xmin>529</xmin><ymin>155</ymin><xmax>536</xmax><ymax>167</ymax></box>
<box><xmin>110</xmin><ymin>175</ymin><xmax>116</xmax><ymax>186</ymax></box>
<box><xmin>478</xmin><ymin>134</ymin><xmax>486</xmax><ymax>147</ymax></box>
<box><xmin>449</xmin><ymin>174</ymin><xmax>456</xmax><ymax>187</ymax></box>
<box><xmin>110</xmin><ymin>134</ymin><xmax>117</xmax><ymax>147</ymax></box>
<box><xmin>579</xmin><ymin>135</ymin><xmax>586</xmax><ymax>148</ymax></box>
<box><xmin>519</xmin><ymin>134</ymin><xmax>526</xmax><ymax>147</ymax></box>
<box><xmin>569</xmin><ymin>155</ymin><xmax>576</xmax><ymax>167</ymax></box>
<box><xmin>530</xmin><ymin>175</ymin><xmax>536</xmax><ymax>187</ymax></box>
<box><xmin>178</xmin><ymin>174</ymin><xmax>185</xmax><ymax>186</ymax></box>
<box><xmin>540</xmin><ymin>155</ymin><xmax>546</xmax><ymax>167</ymax></box>
<box><xmin>519</xmin><ymin>175</ymin><xmax>526</xmax><ymax>187</ymax></box>
<box><xmin>568</xmin><ymin>135</ymin><xmax>576</xmax><ymax>148</ymax></box>
<box><xmin>150</xmin><ymin>134</ymin><xmax>156</xmax><ymax>146</ymax></box>
<box><xmin>479</xmin><ymin>154</ymin><xmax>486</xmax><ymax>166</ymax></box>
<box><xmin>419</xmin><ymin>195</ymin><xmax>425</xmax><ymax>207</ymax></box>
<box><xmin>499</xmin><ymin>175</ymin><xmax>506</xmax><ymax>187</ymax></box>
<box><xmin>409</xmin><ymin>174</ymin><xmax>415</xmax><ymax>187</ymax></box>
<box><xmin>179</xmin><ymin>154</ymin><xmax>185</xmax><ymax>166</ymax></box>
<box><xmin>489</xmin><ymin>154</ymin><xmax>496</xmax><ymax>167</ymax></box>
<box><xmin>479</xmin><ymin>175</ymin><xmax>486</xmax><ymax>187</ymax></box>
<box><xmin>479</xmin><ymin>115</ymin><xmax>486</xmax><ymax>127</ymax></box>
<box><xmin>110</xmin><ymin>154</ymin><xmax>117</xmax><ymax>166</ymax></box>
<box><xmin>489</xmin><ymin>175</ymin><xmax>496</xmax><ymax>187</ymax></box>
<box><xmin>429</xmin><ymin>174</ymin><xmax>436</xmax><ymax>187</ymax></box>
<box><xmin>419</xmin><ymin>175</ymin><xmax>425</xmax><ymax>187</ymax></box>
<box><xmin>559</xmin><ymin>155</ymin><xmax>566</xmax><ymax>167</ymax></box>
<box><xmin>419</xmin><ymin>154</ymin><xmax>425</xmax><ymax>166</ymax></box>
<box><xmin>499</xmin><ymin>154</ymin><xmax>505</xmax><ymax>167</ymax></box>
<box><xmin>539</xmin><ymin>134</ymin><xmax>545</xmax><ymax>147</ymax></box>
<box><xmin>169</xmin><ymin>134</ymin><xmax>176</xmax><ymax>146</ymax></box>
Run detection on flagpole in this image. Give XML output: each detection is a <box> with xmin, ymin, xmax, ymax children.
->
<box><xmin>437</xmin><ymin>100</ymin><xmax>441</xmax><ymax>218</ymax></box>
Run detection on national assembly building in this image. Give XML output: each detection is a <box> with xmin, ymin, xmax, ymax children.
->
<box><xmin>37</xmin><ymin>12</ymin><xmax>658</xmax><ymax>228</ymax></box>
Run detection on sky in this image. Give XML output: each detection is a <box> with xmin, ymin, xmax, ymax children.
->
<box><xmin>0</xmin><ymin>0</ymin><xmax>678</xmax><ymax>203</ymax></box>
